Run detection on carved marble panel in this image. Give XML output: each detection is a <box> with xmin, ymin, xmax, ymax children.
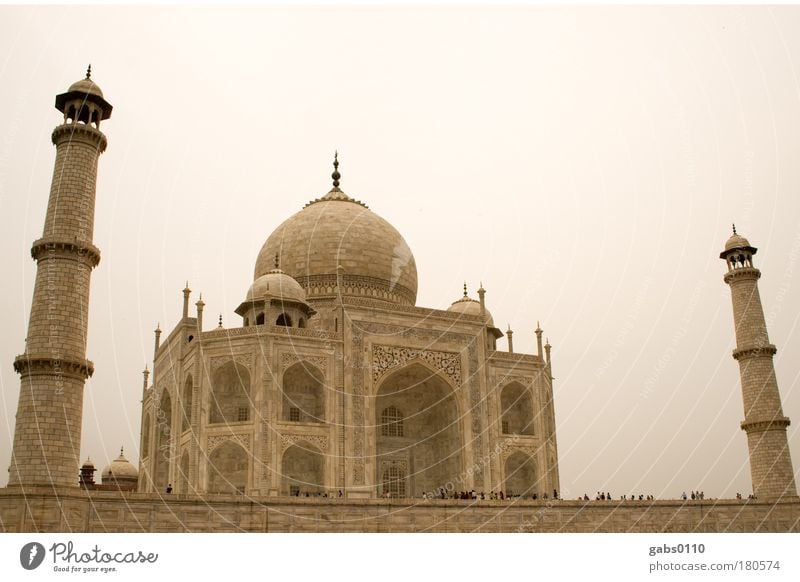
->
<box><xmin>206</xmin><ymin>434</ymin><xmax>251</xmax><ymax>455</ymax></box>
<box><xmin>371</xmin><ymin>344</ymin><xmax>461</xmax><ymax>387</ymax></box>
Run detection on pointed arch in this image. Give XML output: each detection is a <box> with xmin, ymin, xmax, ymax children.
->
<box><xmin>209</xmin><ymin>361</ymin><xmax>251</xmax><ymax>424</ymax></box>
<box><xmin>281</xmin><ymin>442</ymin><xmax>324</xmax><ymax>495</ymax></box>
<box><xmin>282</xmin><ymin>361</ymin><xmax>325</xmax><ymax>422</ymax></box>
<box><xmin>177</xmin><ymin>450</ymin><xmax>190</xmax><ymax>494</ymax></box>
<box><xmin>141</xmin><ymin>413</ymin><xmax>152</xmax><ymax>459</ymax></box>
<box><xmin>500</xmin><ymin>381</ymin><xmax>535</xmax><ymax>435</ymax></box>
<box><xmin>182</xmin><ymin>374</ymin><xmax>193</xmax><ymax>432</ymax></box>
<box><xmin>207</xmin><ymin>440</ymin><xmax>248</xmax><ymax>494</ymax></box>
<box><xmin>374</xmin><ymin>361</ymin><xmax>463</xmax><ymax>498</ymax></box>
<box><xmin>504</xmin><ymin>451</ymin><xmax>537</xmax><ymax>498</ymax></box>
<box><xmin>154</xmin><ymin>389</ymin><xmax>174</xmax><ymax>490</ymax></box>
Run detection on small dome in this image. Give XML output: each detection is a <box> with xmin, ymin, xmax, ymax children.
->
<box><xmin>725</xmin><ymin>233</ymin><xmax>751</xmax><ymax>251</ymax></box>
<box><xmin>101</xmin><ymin>449</ymin><xmax>138</xmax><ymax>483</ymax></box>
<box><xmin>447</xmin><ymin>295</ymin><xmax>494</xmax><ymax>325</ymax></box>
<box><xmin>81</xmin><ymin>457</ymin><xmax>95</xmax><ymax>469</ymax></box>
<box><xmin>68</xmin><ymin>77</ymin><xmax>104</xmax><ymax>99</ymax></box>
<box><xmin>247</xmin><ymin>269</ymin><xmax>307</xmax><ymax>303</ymax></box>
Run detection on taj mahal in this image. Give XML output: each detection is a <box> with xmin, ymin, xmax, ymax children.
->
<box><xmin>0</xmin><ymin>70</ymin><xmax>798</xmax><ymax>532</ymax></box>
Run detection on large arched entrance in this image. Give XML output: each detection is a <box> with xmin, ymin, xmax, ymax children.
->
<box><xmin>281</xmin><ymin>442</ymin><xmax>325</xmax><ymax>496</ymax></box>
<box><xmin>504</xmin><ymin>452</ymin><xmax>537</xmax><ymax>498</ymax></box>
<box><xmin>374</xmin><ymin>362</ymin><xmax>463</xmax><ymax>498</ymax></box>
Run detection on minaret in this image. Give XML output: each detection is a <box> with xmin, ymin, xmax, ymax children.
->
<box><xmin>8</xmin><ymin>67</ymin><xmax>112</xmax><ymax>487</ymax></box>
<box><xmin>721</xmin><ymin>227</ymin><xmax>797</xmax><ymax>499</ymax></box>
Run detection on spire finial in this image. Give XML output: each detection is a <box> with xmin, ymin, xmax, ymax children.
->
<box><xmin>274</xmin><ymin>253</ymin><xmax>280</xmax><ymax>270</ymax></box>
<box><xmin>332</xmin><ymin>151</ymin><xmax>341</xmax><ymax>189</ymax></box>
<box><xmin>463</xmin><ymin>282</ymin><xmax>468</xmax><ymax>298</ymax></box>
<box><xmin>120</xmin><ymin>446</ymin><xmax>124</xmax><ymax>456</ymax></box>
<box><xmin>86</xmin><ymin>64</ymin><xmax>92</xmax><ymax>79</ymax></box>
<box><xmin>732</xmin><ymin>223</ymin><xmax>737</xmax><ymax>236</ymax></box>
<box><xmin>218</xmin><ymin>314</ymin><xmax>223</xmax><ymax>328</ymax></box>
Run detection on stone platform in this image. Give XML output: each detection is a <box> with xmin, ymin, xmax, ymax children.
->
<box><xmin>1</xmin><ymin>486</ymin><xmax>798</xmax><ymax>532</ymax></box>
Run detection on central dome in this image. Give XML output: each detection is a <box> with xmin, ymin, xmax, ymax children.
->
<box><xmin>255</xmin><ymin>187</ymin><xmax>418</xmax><ymax>306</ymax></box>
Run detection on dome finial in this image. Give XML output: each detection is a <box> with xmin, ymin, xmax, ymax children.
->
<box><xmin>332</xmin><ymin>151</ymin><xmax>341</xmax><ymax>189</ymax></box>
<box><xmin>119</xmin><ymin>446</ymin><xmax>124</xmax><ymax>456</ymax></box>
<box><xmin>274</xmin><ymin>252</ymin><xmax>280</xmax><ymax>270</ymax></box>
<box><xmin>218</xmin><ymin>313</ymin><xmax>223</xmax><ymax>328</ymax></box>
<box><xmin>463</xmin><ymin>282</ymin><xmax>468</xmax><ymax>298</ymax></box>
<box><xmin>86</xmin><ymin>64</ymin><xmax>92</xmax><ymax>79</ymax></box>
<box><xmin>732</xmin><ymin>223</ymin><xmax>737</xmax><ymax>236</ymax></box>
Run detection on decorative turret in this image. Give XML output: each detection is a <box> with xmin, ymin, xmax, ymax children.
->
<box><xmin>535</xmin><ymin>322</ymin><xmax>544</xmax><ymax>359</ymax></box>
<box><xmin>721</xmin><ymin>226</ymin><xmax>797</xmax><ymax>499</ymax></box>
<box><xmin>9</xmin><ymin>68</ymin><xmax>112</xmax><ymax>487</ymax></box>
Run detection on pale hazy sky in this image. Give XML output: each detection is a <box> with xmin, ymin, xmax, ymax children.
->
<box><xmin>1</xmin><ymin>5</ymin><xmax>799</xmax><ymax>499</ymax></box>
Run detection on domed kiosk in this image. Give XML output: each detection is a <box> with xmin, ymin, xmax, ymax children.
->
<box><xmin>101</xmin><ymin>448</ymin><xmax>139</xmax><ymax>491</ymax></box>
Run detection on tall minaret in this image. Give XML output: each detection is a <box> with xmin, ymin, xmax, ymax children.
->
<box><xmin>8</xmin><ymin>67</ymin><xmax>112</xmax><ymax>487</ymax></box>
<box><xmin>721</xmin><ymin>227</ymin><xmax>797</xmax><ymax>499</ymax></box>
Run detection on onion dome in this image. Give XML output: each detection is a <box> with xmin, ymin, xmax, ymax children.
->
<box><xmin>254</xmin><ymin>153</ymin><xmax>418</xmax><ymax>306</ymax></box>
<box><xmin>101</xmin><ymin>447</ymin><xmax>139</xmax><ymax>484</ymax></box>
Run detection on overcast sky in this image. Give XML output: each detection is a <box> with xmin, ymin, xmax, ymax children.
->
<box><xmin>1</xmin><ymin>5</ymin><xmax>799</xmax><ymax>499</ymax></box>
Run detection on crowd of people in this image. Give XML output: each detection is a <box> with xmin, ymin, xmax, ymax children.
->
<box><xmin>579</xmin><ymin>492</ymin><xmax>656</xmax><ymax>501</ymax></box>
<box><xmin>274</xmin><ymin>487</ymin><xmax>759</xmax><ymax>502</ymax></box>
<box><xmin>419</xmin><ymin>489</ymin><xmax>560</xmax><ymax>501</ymax></box>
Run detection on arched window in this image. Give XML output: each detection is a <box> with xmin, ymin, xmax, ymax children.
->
<box><xmin>282</xmin><ymin>362</ymin><xmax>325</xmax><ymax>422</ymax></box>
<box><xmin>276</xmin><ymin>313</ymin><xmax>292</xmax><ymax>327</ymax></box>
<box><xmin>255</xmin><ymin>313</ymin><xmax>265</xmax><ymax>325</ymax></box>
<box><xmin>381</xmin><ymin>466</ymin><xmax>406</xmax><ymax>498</ymax></box>
<box><xmin>381</xmin><ymin>406</ymin><xmax>404</xmax><ymax>437</ymax></box>
<box><xmin>500</xmin><ymin>382</ymin><xmax>535</xmax><ymax>436</ymax></box>
<box><xmin>181</xmin><ymin>375</ymin><xmax>193</xmax><ymax>432</ymax></box>
<box><xmin>207</xmin><ymin>441</ymin><xmax>248</xmax><ymax>494</ymax></box>
<box><xmin>141</xmin><ymin>414</ymin><xmax>152</xmax><ymax>459</ymax></box>
<box><xmin>281</xmin><ymin>442</ymin><xmax>324</xmax><ymax>496</ymax></box>
<box><xmin>298</xmin><ymin>317</ymin><xmax>306</xmax><ymax>329</ymax></box>
<box><xmin>209</xmin><ymin>361</ymin><xmax>251</xmax><ymax>424</ymax></box>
